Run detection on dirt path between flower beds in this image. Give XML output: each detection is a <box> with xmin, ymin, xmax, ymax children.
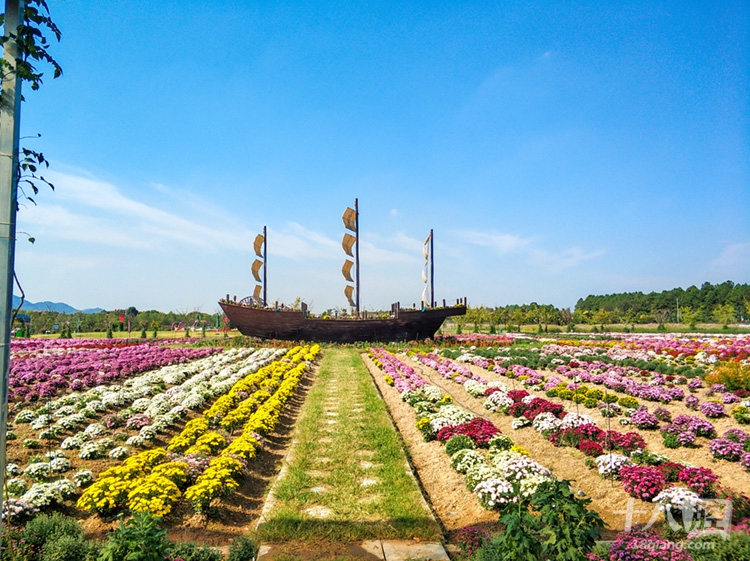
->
<box><xmin>361</xmin><ymin>354</ymin><xmax>501</xmax><ymax>540</ymax></box>
<box><xmin>463</xmin><ymin>363</ymin><xmax>750</xmax><ymax>498</ymax></box>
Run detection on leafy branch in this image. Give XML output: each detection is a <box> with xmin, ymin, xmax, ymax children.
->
<box><xmin>0</xmin><ymin>0</ymin><xmax>62</xmax><ymax>94</ymax></box>
<box><xmin>1</xmin><ymin>0</ymin><xmax>61</xmax><ymax>209</ymax></box>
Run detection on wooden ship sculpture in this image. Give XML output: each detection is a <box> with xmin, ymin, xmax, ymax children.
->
<box><xmin>219</xmin><ymin>199</ymin><xmax>466</xmax><ymax>343</ymax></box>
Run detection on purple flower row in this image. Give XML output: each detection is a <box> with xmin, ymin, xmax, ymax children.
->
<box><xmin>412</xmin><ymin>352</ymin><xmax>488</xmax><ymax>385</ymax></box>
<box><xmin>369</xmin><ymin>348</ymin><xmax>427</xmax><ymax>392</ymax></box>
<box><xmin>10</xmin><ymin>340</ymin><xmax>218</xmax><ymax>401</ymax></box>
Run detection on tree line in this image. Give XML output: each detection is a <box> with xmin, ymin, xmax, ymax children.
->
<box><xmin>455</xmin><ymin>281</ymin><xmax>749</xmax><ymax>331</ymax></box>
<box><xmin>15</xmin><ymin>307</ymin><xmax>223</xmax><ymax>336</ymax></box>
<box><xmin>13</xmin><ymin>280</ymin><xmax>750</xmax><ymax>336</ymax></box>
<box><xmin>574</xmin><ymin>281</ymin><xmax>749</xmax><ymax>326</ymax></box>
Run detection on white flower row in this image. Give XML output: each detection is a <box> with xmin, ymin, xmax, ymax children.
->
<box><xmin>19</xmin><ymin>347</ymin><xmax>258</xmax><ymax>431</ymax></box>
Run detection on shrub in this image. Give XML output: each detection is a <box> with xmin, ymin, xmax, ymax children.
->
<box><xmin>733</xmin><ymin>405</ymin><xmax>750</xmax><ymax>424</ymax></box>
<box><xmin>578</xmin><ymin>440</ymin><xmax>604</xmax><ymax>457</ymax></box>
<box><xmin>662</xmin><ymin>431</ymin><xmax>680</xmax><ymax>449</ymax></box>
<box><xmin>41</xmin><ymin>534</ymin><xmax>100</xmax><ymax>561</ymax></box>
<box><xmin>700</xmin><ymin>401</ymin><xmax>725</xmax><ymax>418</ymax></box>
<box><xmin>718</xmin><ymin>488</ymin><xmax>750</xmax><ymax>524</ymax></box>
<box><xmin>615</xmin><ymin>432</ymin><xmax>647</xmax><ymax>454</ymax></box>
<box><xmin>21</xmin><ymin>512</ymin><xmax>83</xmax><ymax>555</ymax></box>
<box><xmin>709</xmin><ymin>438</ymin><xmax>743</xmax><ymax>461</ymax></box>
<box><xmin>168</xmin><ymin>541</ymin><xmax>223</xmax><ymax>561</ymax></box>
<box><xmin>226</xmin><ymin>535</ymin><xmax>258</xmax><ymax>561</ymax></box>
<box><xmin>97</xmin><ymin>512</ymin><xmax>170</xmax><ymax>561</ymax></box>
<box><xmin>437</xmin><ymin>417</ymin><xmax>499</xmax><ymax>446</ymax></box>
<box><xmin>445</xmin><ymin>434</ymin><xmax>476</xmax><ymax>456</ymax></box>
<box><xmin>677</xmin><ymin>466</ymin><xmax>718</xmax><ymax>497</ymax></box>
<box><xmin>705</xmin><ymin>360</ymin><xmax>750</xmax><ymax>392</ymax></box>
<box><xmin>618</xmin><ymin>396</ymin><xmax>639</xmax><ymax>409</ymax></box>
<box><xmin>653</xmin><ymin>407</ymin><xmax>672</xmax><ymax>422</ymax></box>
<box><xmin>416</xmin><ymin>417</ymin><xmax>435</xmax><ymax>441</ymax></box>
<box><xmin>488</xmin><ymin>434</ymin><xmax>514</xmax><ymax>451</ymax></box>
<box><xmin>658</xmin><ymin>462</ymin><xmax>684</xmax><ymax>482</ymax></box>
<box><xmin>630</xmin><ymin>408</ymin><xmax>660</xmax><ymax>430</ymax></box>
<box><xmin>688</xmin><ymin>530</ymin><xmax>750</xmax><ymax>561</ymax></box>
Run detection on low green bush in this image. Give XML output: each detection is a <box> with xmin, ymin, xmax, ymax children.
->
<box><xmin>688</xmin><ymin>530</ymin><xmax>750</xmax><ymax>560</ymax></box>
<box><xmin>168</xmin><ymin>541</ymin><xmax>222</xmax><ymax>561</ymax></box>
<box><xmin>445</xmin><ymin>434</ymin><xmax>475</xmax><ymax>456</ymax></box>
<box><xmin>226</xmin><ymin>535</ymin><xmax>259</xmax><ymax>561</ymax></box>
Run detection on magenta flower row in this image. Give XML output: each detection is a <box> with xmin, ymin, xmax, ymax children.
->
<box><xmin>10</xmin><ymin>341</ymin><xmax>218</xmax><ymax>402</ymax></box>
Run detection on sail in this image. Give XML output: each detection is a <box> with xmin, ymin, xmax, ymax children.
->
<box><xmin>422</xmin><ymin>267</ymin><xmax>427</xmax><ymax>283</ymax></box>
<box><xmin>251</xmin><ymin>259</ymin><xmax>263</xmax><ymax>282</ymax></box>
<box><xmin>342</xmin><ymin>259</ymin><xmax>354</xmax><ymax>282</ymax></box>
<box><xmin>342</xmin><ymin>207</ymin><xmax>357</xmax><ymax>232</ymax></box>
<box><xmin>344</xmin><ymin>285</ymin><xmax>356</xmax><ymax>307</ymax></box>
<box><xmin>253</xmin><ymin>234</ymin><xmax>265</xmax><ymax>258</ymax></box>
<box><xmin>423</xmin><ymin>232</ymin><xmax>431</xmax><ymax>260</ymax></box>
<box><xmin>342</xmin><ymin>233</ymin><xmax>357</xmax><ymax>257</ymax></box>
<box><xmin>421</xmin><ymin>286</ymin><xmax>430</xmax><ymax>307</ymax></box>
<box><xmin>253</xmin><ymin>284</ymin><xmax>262</xmax><ymax>302</ymax></box>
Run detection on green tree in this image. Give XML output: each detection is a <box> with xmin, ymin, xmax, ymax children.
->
<box><xmin>713</xmin><ymin>303</ymin><xmax>736</xmax><ymax>328</ymax></box>
<box><xmin>680</xmin><ymin>306</ymin><xmax>698</xmax><ymax>329</ymax></box>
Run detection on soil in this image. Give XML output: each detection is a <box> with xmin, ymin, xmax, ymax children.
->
<box><xmin>360</xmin><ymin>354</ymin><xmax>502</xmax><ymax>541</ymax></box>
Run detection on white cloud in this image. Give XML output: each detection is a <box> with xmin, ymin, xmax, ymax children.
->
<box><xmin>713</xmin><ymin>242</ymin><xmax>750</xmax><ymax>268</ymax></box>
<box><xmin>268</xmin><ymin>222</ymin><xmax>339</xmax><ymax>261</ymax></box>
<box><xmin>19</xmin><ymin>204</ymin><xmax>154</xmax><ymax>249</ymax></box>
<box><xmin>390</xmin><ymin>208</ymin><xmax>399</xmax><ymax>216</ymax></box>
<box><xmin>24</xmin><ymin>170</ymin><xmax>255</xmax><ymax>252</ymax></box>
<box><xmin>454</xmin><ymin>230</ymin><xmax>532</xmax><ymax>254</ymax></box>
<box><xmin>529</xmin><ymin>247</ymin><xmax>605</xmax><ymax>272</ymax></box>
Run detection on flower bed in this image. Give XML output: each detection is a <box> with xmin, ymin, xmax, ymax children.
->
<box><xmin>370</xmin><ymin>348</ymin><xmax>557</xmax><ymax>513</ymax></box>
<box><xmin>75</xmin><ymin>345</ymin><xmax>320</xmax><ymax>518</ymax></box>
<box><xmin>9</xmin><ymin>339</ymin><xmax>219</xmax><ymax>401</ymax></box>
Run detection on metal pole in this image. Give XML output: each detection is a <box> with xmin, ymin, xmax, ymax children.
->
<box><xmin>430</xmin><ymin>228</ymin><xmax>434</xmax><ymax>308</ymax></box>
<box><xmin>0</xmin><ymin>0</ymin><xmax>24</xmax><ymax>538</ymax></box>
<box><xmin>263</xmin><ymin>225</ymin><xmax>267</xmax><ymax>306</ymax></box>
<box><xmin>354</xmin><ymin>198</ymin><xmax>360</xmax><ymax>316</ymax></box>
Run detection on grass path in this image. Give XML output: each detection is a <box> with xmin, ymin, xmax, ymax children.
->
<box><xmin>256</xmin><ymin>348</ymin><xmax>441</xmax><ymax>544</ymax></box>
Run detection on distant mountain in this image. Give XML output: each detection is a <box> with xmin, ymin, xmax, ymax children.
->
<box><xmin>11</xmin><ymin>296</ymin><xmax>104</xmax><ymax>314</ymax></box>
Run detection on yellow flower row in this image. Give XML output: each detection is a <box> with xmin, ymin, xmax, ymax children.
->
<box><xmin>203</xmin><ymin>346</ymin><xmax>311</xmax><ymax>423</ymax></box>
<box><xmin>183</xmin><ymin>456</ymin><xmax>244</xmax><ymax>513</ymax></box>
<box><xmin>181</xmin><ymin>353</ymin><xmax>315</xmax><ymax>510</ymax></box>
<box><xmin>185</xmin><ymin>431</ymin><xmax>227</xmax><ymax>456</ymax></box>
<box><xmin>166</xmin><ymin>417</ymin><xmax>209</xmax><ymax>453</ymax></box>
<box><xmin>77</xmin><ymin>448</ymin><xmax>169</xmax><ymax>513</ymax></box>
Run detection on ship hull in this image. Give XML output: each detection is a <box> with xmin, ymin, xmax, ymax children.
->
<box><xmin>219</xmin><ymin>301</ymin><xmax>466</xmax><ymax>343</ymax></box>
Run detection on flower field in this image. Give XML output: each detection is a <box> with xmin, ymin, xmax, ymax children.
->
<box><xmin>3</xmin><ymin>333</ymin><xmax>750</xmax><ymax>560</ymax></box>
<box><xmin>383</xmin><ymin>334</ymin><xmax>750</xmax><ymax>555</ymax></box>
<box><xmin>3</xmin><ymin>338</ymin><xmax>321</xmax><ymax>532</ymax></box>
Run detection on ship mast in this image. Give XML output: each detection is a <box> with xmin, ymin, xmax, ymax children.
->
<box><xmin>355</xmin><ymin>199</ymin><xmax>360</xmax><ymax>316</ymax></box>
<box><xmin>430</xmin><ymin>228</ymin><xmax>434</xmax><ymax>308</ymax></box>
<box><xmin>422</xmin><ymin>229</ymin><xmax>435</xmax><ymax>309</ymax></box>
<box><xmin>262</xmin><ymin>225</ymin><xmax>267</xmax><ymax>306</ymax></box>
<box><xmin>342</xmin><ymin>199</ymin><xmax>359</xmax><ymax>315</ymax></box>
<box><xmin>252</xmin><ymin>227</ymin><xmax>267</xmax><ymax>306</ymax></box>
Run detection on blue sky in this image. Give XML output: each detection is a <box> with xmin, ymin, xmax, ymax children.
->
<box><xmin>12</xmin><ymin>0</ymin><xmax>749</xmax><ymax>314</ymax></box>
